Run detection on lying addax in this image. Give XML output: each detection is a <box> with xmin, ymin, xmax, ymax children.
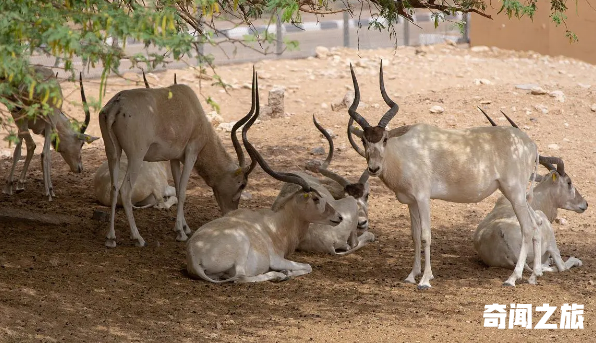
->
<box><xmin>474</xmin><ymin>162</ymin><xmax>587</xmax><ymax>276</ymax></box>
<box><xmin>94</xmin><ymin>156</ymin><xmax>177</xmax><ymax>209</ymax></box>
<box><xmin>286</xmin><ymin>115</ymin><xmax>374</xmax><ymax>255</ymax></box>
<box><xmin>186</xmin><ymin>73</ymin><xmax>343</xmax><ymax>282</ymax></box>
<box><xmin>98</xmin><ymin>68</ymin><xmax>256</xmax><ymax>247</ymax></box>
<box><xmin>475</xmin><ymin>109</ymin><xmax>587</xmax><ymax>276</ymax></box>
<box><xmin>347</xmin><ymin>61</ymin><xmax>542</xmax><ymax>288</ymax></box>
<box><xmin>3</xmin><ymin>66</ymin><xmax>99</xmax><ymax>200</ymax></box>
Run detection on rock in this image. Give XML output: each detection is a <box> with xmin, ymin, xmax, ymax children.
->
<box><xmin>578</xmin><ymin>83</ymin><xmax>592</xmax><ymax>89</ymax></box>
<box><xmin>549</xmin><ymin>90</ymin><xmax>565</xmax><ymax>102</ymax></box>
<box><xmin>480</xmin><ymin>100</ymin><xmax>492</xmax><ymax>104</ymax></box>
<box><xmin>531</xmin><ymin>87</ymin><xmax>547</xmax><ymax>95</ymax></box>
<box><xmin>240</xmin><ymin>191</ymin><xmax>252</xmax><ymax>200</ymax></box>
<box><xmin>474</xmin><ymin>79</ymin><xmax>492</xmax><ymax>85</ymax></box>
<box><xmin>305</xmin><ymin>159</ymin><xmax>322</xmax><ymax>173</ymax></box>
<box><xmin>311</xmin><ymin>147</ymin><xmax>326</xmax><ymax>155</ymax></box>
<box><xmin>324</xmin><ymin>129</ymin><xmax>336</xmax><ymax>138</ymax></box>
<box><xmin>470</xmin><ymin>46</ymin><xmax>490</xmax><ymax>52</ymax></box>
<box><xmin>260</xmin><ymin>87</ymin><xmax>285</xmax><ymax>119</ymax></box>
<box><xmin>589</xmin><ymin>279</ymin><xmax>594</xmax><ymax>286</ymax></box>
<box><xmin>315</xmin><ymin>46</ymin><xmax>329</xmax><ymax>58</ymax></box>
<box><xmin>217</xmin><ymin>122</ymin><xmax>236</xmax><ymax>132</ymax></box>
<box><xmin>331</xmin><ymin>91</ymin><xmax>355</xmax><ymax>112</ymax></box>
<box><xmin>555</xmin><ymin>217</ymin><xmax>568</xmax><ymax>225</ymax></box>
<box><xmin>430</xmin><ymin>105</ymin><xmax>444</xmax><ymax>114</ymax></box>
<box><xmin>591</xmin><ymin>104</ymin><xmax>596</xmax><ymax>112</ymax></box>
<box><xmin>547</xmin><ymin>143</ymin><xmax>560</xmax><ymax>150</ymax></box>
<box><xmin>206</xmin><ymin>111</ymin><xmax>224</xmax><ymax>126</ymax></box>
<box><xmin>534</xmin><ymin>104</ymin><xmax>548</xmax><ymax>114</ymax></box>
<box><xmin>321</xmin><ymin>103</ymin><xmax>328</xmax><ymax>109</ymax></box>
<box><xmin>515</xmin><ymin>84</ymin><xmax>540</xmax><ymax>90</ymax></box>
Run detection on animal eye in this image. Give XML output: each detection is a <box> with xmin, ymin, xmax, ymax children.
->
<box><xmin>383</xmin><ymin>137</ymin><xmax>388</xmax><ymax>144</ymax></box>
<box><xmin>313</xmin><ymin>196</ymin><xmax>320</xmax><ymax>203</ymax></box>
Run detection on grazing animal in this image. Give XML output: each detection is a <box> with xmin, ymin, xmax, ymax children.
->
<box><xmin>98</xmin><ymin>69</ymin><xmax>256</xmax><ymax>247</ymax></box>
<box><xmin>288</xmin><ymin>115</ymin><xmax>374</xmax><ymax>255</ymax></box>
<box><xmin>94</xmin><ymin>156</ymin><xmax>177</xmax><ymax>209</ymax></box>
<box><xmin>2</xmin><ymin>66</ymin><xmax>99</xmax><ymax>200</ymax></box>
<box><xmin>347</xmin><ymin>61</ymin><xmax>543</xmax><ymax>288</ymax></box>
<box><xmin>474</xmin><ymin>163</ymin><xmax>587</xmax><ymax>275</ymax></box>
<box><xmin>186</xmin><ymin>74</ymin><xmax>343</xmax><ymax>282</ymax></box>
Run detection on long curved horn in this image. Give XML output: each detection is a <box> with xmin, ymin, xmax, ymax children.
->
<box><xmin>500</xmin><ymin>110</ymin><xmax>519</xmax><ymax>128</ymax></box>
<box><xmin>232</xmin><ymin>67</ymin><xmax>256</xmax><ymax>171</ymax></box>
<box><xmin>142</xmin><ymin>70</ymin><xmax>149</xmax><ymax>88</ymax></box>
<box><xmin>477</xmin><ymin>106</ymin><xmax>497</xmax><ymax>126</ymax></box>
<box><xmin>348</xmin><ymin>64</ymin><xmax>370</xmax><ymax>129</ymax></box>
<box><xmin>242</xmin><ymin>73</ymin><xmax>312</xmax><ymax>192</ymax></box>
<box><xmin>312</xmin><ymin>115</ymin><xmax>333</xmax><ymax>169</ymax></box>
<box><xmin>358</xmin><ymin>169</ymin><xmax>369</xmax><ymax>184</ymax></box>
<box><xmin>539</xmin><ymin>156</ymin><xmax>565</xmax><ymax>176</ymax></box>
<box><xmin>79</xmin><ymin>72</ymin><xmax>91</xmax><ymax>134</ymax></box>
<box><xmin>377</xmin><ymin>60</ymin><xmax>399</xmax><ymax>128</ymax></box>
<box><xmin>347</xmin><ymin>117</ymin><xmax>365</xmax><ymax>157</ymax></box>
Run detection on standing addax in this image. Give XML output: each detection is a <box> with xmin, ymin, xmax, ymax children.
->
<box><xmin>347</xmin><ymin>61</ymin><xmax>542</xmax><ymax>288</ymax></box>
<box><xmin>98</xmin><ymin>69</ymin><xmax>256</xmax><ymax>247</ymax></box>
<box><xmin>3</xmin><ymin>66</ymin><xmax>99</xmax><ymax>200</ymax></box>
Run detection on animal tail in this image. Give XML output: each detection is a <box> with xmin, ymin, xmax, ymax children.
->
<box><xmin>186</xmin><ymin>246</ymin><xmax>239</xmax><ymax>283</ymax></box>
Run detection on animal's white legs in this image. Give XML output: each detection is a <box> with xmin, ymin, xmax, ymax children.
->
<box><xmin>105</xmin><ymin>150</ymin><xmax>121</xmax><ymax>248</ymax></box>
<box><xmin>3</xmin><ymin>134</ymin><xmax>23</xmax><ymax>195</ymax></box>
<box><xmin>120</xmin><ymin>155</ymin><xmax>146</xmax><ymax>247</ymax></box>
<box><xmin>270</xmin><ymin>257</ymin><xmax>313</xmax><ymax>278</ymax></box>
<box><xmin>169</xmin><ymin>160</ymin><xmax>188</xmax><ymax>232</ymax></box>
<box><xmin>17</xmin><ymin>129</ymin><xmax>36</xmax><ymax>192</ymax></box>
<box><xmin>235</xmin><ymin>272</ymin><xmax>290</xmax><ymax>283</ymax></box>
<box><xmin>173</xmin><ymin>152</ymin><xmax>198</xmax><ymax>241</ymax></box>
<box><xmin>417</xmin><ymin>200</ymin><xmax>434</xmax><ymax>290</ymax></box>
<box><xmin>503</xmin><ymin>190</ymin><xmax>541</xmax><ymax>286</ymax></box>
<box><xmin>405</xmin><ymin>203</ymin><xmax>422</xmax><ymax>284</ymax></box>
<box><xmin>41</xmin><ymin>122</ymin><xmax>54</xmax><ymax>200</ymax></box>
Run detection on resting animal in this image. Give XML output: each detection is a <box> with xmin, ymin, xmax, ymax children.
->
<box><xmin>94</xmin><ymin>156</ymin><xmax>177</xmax><ymax>209</ymax></box>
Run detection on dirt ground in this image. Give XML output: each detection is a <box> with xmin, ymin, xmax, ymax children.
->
<box><xmin>1</xmin><ymin>44</ymin><xmax>596</xmax><ymax>342</ymax></box>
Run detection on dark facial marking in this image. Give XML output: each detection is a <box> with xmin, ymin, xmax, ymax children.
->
<box><xmin>363</xmin><ymin>126</ymin><xmax>385</xmax><ymax>143</ymax></box>
<box><xmin>345</xmin><ymin>183</ymin><xmax>365</xmax><ymax>198</ymax></box>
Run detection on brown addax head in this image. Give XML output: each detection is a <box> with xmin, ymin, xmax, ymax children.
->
<box><xmin>347</xmin><ymin>61</ymin><xmax>399</xmax><ymax>176</ymax></box>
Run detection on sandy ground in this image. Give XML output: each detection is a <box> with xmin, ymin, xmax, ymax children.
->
<box><xmin>1</xmin><ymin>44</ymin><xmax>596</xmax><ymax>342</ymax></box>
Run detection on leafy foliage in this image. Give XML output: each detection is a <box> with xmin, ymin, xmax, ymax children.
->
<box><xmin>0</xmin><ymin>0</ymin><xmax>584</xmax><ymax>143</ymax></box>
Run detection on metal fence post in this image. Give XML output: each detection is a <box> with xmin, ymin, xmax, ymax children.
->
<box><xmin>403</xmin><ymin>18</ymin><xmax>410</xmax><ymax>46</ymax></box>
<box><xmin>343</xmin><ymin>11</ymin><xmax>350</xmax><ymax>47</ymax></box>
<box><xmin>276</xmin><ymin>11</ymin><xmax>283</xmax><ymax>56</ymax></box>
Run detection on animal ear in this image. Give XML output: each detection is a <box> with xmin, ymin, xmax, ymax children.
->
<box><xmin>76</xmin><ymin>133</ymin><xmax>100</xmax><ymax>143</ymax></box>
<box><xmin>350</xmin><ymin>126</ymin><xmax>364</xmax><ymax>139</ymax></box>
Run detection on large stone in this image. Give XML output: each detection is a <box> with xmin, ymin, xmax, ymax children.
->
<box><xmin>430</xmin><ymin>105</ymin><xmax>444</xmax><ymax>114</ymax></box>
<box><xmin>549</xmin><ymin>90</ymin><xmax>565</xmax><ymax>102</ymax></box>
<box><xmin>315</xmin><ymin>46</ymin><xmax>329</xmax><ymax>59</ymax></box>
<box><xmin>331</xmin><ymin>91</ymin><xmax>355</xmax><ymax>112</ymax></box>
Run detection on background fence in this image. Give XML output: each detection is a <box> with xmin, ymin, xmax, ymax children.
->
<box><xmin>30</xmin><ymin>10</ymin><xmax>468</xmax><ymax>78</ymax></box>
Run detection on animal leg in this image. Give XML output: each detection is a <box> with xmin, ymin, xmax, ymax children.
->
<box><xmin>270</xmin><ymin>257</ymin><xmax>312</xmax><ymax>278</ymax></box>
<box><xmin>16</xmin><ymin>128</ymin><xmax>36</xmax><ymax>192</ymax></box>
<box><xmin>3</xmin><ymin>135</ymin><xmax>23</xmax><ymax>195</ymax></box>
<box><xmin>170</xmin><ymin>160</ymin><xmax>188</xmax><ymax>233</ymax></box>
<box><xmin>235</xmin><ymin>272</ymin><xmax>290</xmax><ymax>283</ymax></box>
<box><xmin>173</xmin><ymin>153</ymin><xmax>199</xmax><ymax>240</ymax></box>
<box><xmin>417</xmin><ymin>199</ymin><xmax>434</xmax><ymax>290</ymax></box>
<box><xmin>120</xmin><ymin>155</ymin><xmax>146</xmax><ymax>247</ymax></box>
<box><xmin>335</xmin><ymin>231</ymin><xmax>375</xmax><ymax>255</ymax></box>
<box><xmin>405</xmin><ymin>203</ymin><xmax>422</xmax><ymax>284</ymax></box>
<box><xmin>40</xmin><ymin>121</ymin><xmax>55</xmax><ymax>200</ymax></box>
<box><xmin>502</xmin><ymin>189</ymin><xmax>540</xmax><ymax>286</ymax></box>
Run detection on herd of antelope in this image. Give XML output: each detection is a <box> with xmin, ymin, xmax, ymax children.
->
<box><xmin>1</xmin><ymin>62</ymin><xmax>587</xmax><ymax>289</ymax></box>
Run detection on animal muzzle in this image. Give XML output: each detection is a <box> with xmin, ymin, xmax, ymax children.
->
<box><xmin>577</xmin><ymin>201</ymin><xmax>588</xmax><ymax>213</ymax></box>
<box><xmin>71</xmin><ymin>162</ymin><xmax>83</xmax><ymax>173</ymax></box>
<box><xmin>357</xmin><ymin>219</ymin><xmax>369</xmax><ymax>230</ymax></box>
<box><xmin>367</xmin><ymin>165</ymin><xmax>381</xmax><ymax>176</ymax></box>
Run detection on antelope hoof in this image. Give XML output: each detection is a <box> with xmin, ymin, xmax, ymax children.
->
<box><xmin>417</xmin><ymin>284</ymin><xmax>431</xmax><ymax>290</ymax></box>
<box><xmin>528</xmin><ymin>275</ymin><xmax>537</xmax><ymax>285</ymax></box>
<box><xmin>135</xmin><ymin>238</ymin><xmax>147</xmax><ymax>247</ymax></box>
<box><xmin>502</xmin><ymin>281</ymin><xmax>516</xmax><ymax>287</ymax></box>
<box><xmin>176</xmin><ymin>232</ymin><xmax>188</xmax><ymax>242</ymax></box>
<box><xmin>404</xmin><ymin>275</ymin><xmax>418</xmax><ymax>284</ymax></box>
<box><xmin>105</xmin><ymin>239</ymin><xmax>117</xmax><ymax>248</ymax></box>
<box><xmin>2</xmin><ymin>185</ymin><xmax>13</xmax><ymax>195</ymax></box>
<box><xmin>16</xmin><ymin>181</ymin><xmax>25</xmax><ymax>192</ymax></box>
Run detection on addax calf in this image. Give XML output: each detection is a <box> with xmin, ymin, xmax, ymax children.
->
<box><xmin>474</xmin><ymin>161</ymin><xmax>587</xmax><ymax>277</ymax></box>
<box><xmin>2</xmin><ymin>66</ymin><xmax>99</xmax><ymax>200</ymax></box>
